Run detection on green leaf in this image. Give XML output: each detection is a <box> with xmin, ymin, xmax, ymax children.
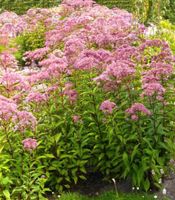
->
<box><xmin>73</xmin><ymin>176</ymin><xmax>78</xmax><ymax>184</ymax></box>
<box><xmin>1</xmin><ymin>177</ymin><xmax>12</xmax><ymax>185</ymax></box>
<box><xmin>131</xmin><ymin>145</ymin><xmax>139</xmax><ymax>162</ymax></box>
<box><xmin>54</xmin><ymin>133</ymin><xmax>62</xmax><ymax>143</ymax></box>
<box><xmin>123</xmin><ymin>152</ymin><xmax>129</xmax><ymax>167</ymax></box>
<box><xmin>143</xmin><ymin>178</ymin><xmax>150</xmax><ymax>192</ymax></box>
<box><xmin>3</xmin><ymin>190</ymin><xmax>10</xmax><ymax>200</ymax></box>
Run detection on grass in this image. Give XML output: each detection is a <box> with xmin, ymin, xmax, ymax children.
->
<box><xmin>58</xmin><ymin>191</ymin><xmax>158</xmax><ymax>200</ymax></box>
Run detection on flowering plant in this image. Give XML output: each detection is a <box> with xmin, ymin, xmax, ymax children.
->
<box><xmin>0</xmin><ymin>0</ymin><xmax>174</xmax><ymax>198</ymax></box>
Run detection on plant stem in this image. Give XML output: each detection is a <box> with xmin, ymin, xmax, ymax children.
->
<box><xmin>4</xmin><ymin>125</ymin><xmax>14</xmax><ymax>159</ymax></box>
<box><xmin>27</xmin><ymin>152</ymin><xmax>32</xmax><ymax>200</ymax></box>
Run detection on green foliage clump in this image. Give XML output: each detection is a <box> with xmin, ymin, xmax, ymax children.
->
<box><xmin>15</xmin><ymin>25</ymin><xmax>46</xmax><ymax>65</ymax></box>
<box><xmin>152</xmin><ymin>20</ymin><xmax>175</xmax><ymax>53</ymax></box>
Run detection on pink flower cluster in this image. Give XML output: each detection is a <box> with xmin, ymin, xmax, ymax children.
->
<box><xmin>94</xmin><ymin>60</ymin><xmax>135</xmax><ymax>91</ymax></box>
<box><xmin>26</xmin><ymin>52</ymin><xmax>69</xmax><ymax>85</ymax></box>
<box><xmin>0</xmin><ymin>95</ymin><xmax>18</xmax><ymax>121</ymax></box>
<box><xmin>126</xmin><ymin>103</ymin><xmax>151</xmax><ymax>121</ymax></box>
<box><xmin>0</xmin><ymin>95</ymin><xmax>37</xmax><ymax>132</ymax></box>
<box><xmin>22</xmin><ymin>138</ymin><xmax>38</xmax><ymax>151</ymax></box>
<box><xmin>22</xmin><ymin>8</ymin><xmax>55</xmax><ymax>30</ymax></box>
<box><xmin>45</xmin><ymin>2</ymin><xmax>133</xmax><ymax>49</ymax></box>
<box><xmin>142</xmin><ymin>82</ymin><xmax>165</xmax><ymax>99</ymax></box>
<box><xmin>100</xmin><ymin>100</ymin><xmax>116</xmax><ymax>114</ymax></box>
<box><xmin>39</xmin><ymin>54</ymin><xmax>69</xmax><ymax>75</ymax></box>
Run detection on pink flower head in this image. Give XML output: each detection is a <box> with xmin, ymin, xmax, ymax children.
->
<box><xmin>126</xmin><ymin>103</ymin><xmax>151</xmax><ymax>120</ymax></box>
<box><xmin>26</xmin><ymin>92</ymin><xmax>48</xmax><ymax>103</ymax></box>
<box><xmin>100</xmin><ymin>100</ymin><xmax>116</xmax><ymax>114</ymax></box>
<box><xmin>0</xmin><ymin>95</ymin><xmax>18</xmax><ymax>121</ymax></box>
<box><xmin>72</xmin><ymin>115</ymin><xmax>81</xmax><ymax>123</ymax></box>
<box><xmin>14</xmin><ymin>111</ymin><xmax>37</xmax><ymax>132</ymax></box>
<box><xmin>22</xmin><ymin>138</ymin><xmax>38</xmax><ymax>151</ymax></box>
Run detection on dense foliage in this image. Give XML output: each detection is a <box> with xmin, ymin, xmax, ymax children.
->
<box><xmin>164</xmin><ymin>0</ymin><xmax>175</xmax><ymax>23</ymax></box>
<box><xmin>0</xmin><ymin>0</ymin><xmax>174</xmax><ymax>199</ymax></box>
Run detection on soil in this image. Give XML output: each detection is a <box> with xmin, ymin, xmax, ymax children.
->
<box><xmin>70</xmin><ymin>172</ymin><xmax>132</xmax><ymax>197</ymax></box>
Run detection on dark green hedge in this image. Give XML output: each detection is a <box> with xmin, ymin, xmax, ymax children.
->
<box><xmin>95</xmin><ymin>0</ymin><xmax>134</xmax><ymax>12</ymax></box>
<box><xmin>0</xmin><ymin>0</ymin><xmax>60</xmax><ymax>14</ymax></box>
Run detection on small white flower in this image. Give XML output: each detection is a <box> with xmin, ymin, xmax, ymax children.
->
<box><xmin>136</xmin><ymin>187</ymin><xmax>139</xmax><ymax>190</ymax></box>
<box><xmin>154</xmin><ymin>195</ymin><xmax>158</xmax><ymax>199</ymax></box>
<box><xmin>57</xmin><ymin>195</ymin><xmax>61</xmax><ymax>198</ymax></box>
<box><xmin>160</xmin><ymin>168</ymin><xmax>164</xmax><ymax>174</ymax></box>
<box><xmin>132</xmin><ymin>187</ymin><xmax>135</xmax><ymax>190</ymax></box>
<box><xmin>152</xmin><ymin>170</ymin><xmax>155</xmax><ymax>175</ymax></box>
<box><xmin>162</xmin><ymin>188</ymin><xmax>167</xmax><ymax>195</ymax></box>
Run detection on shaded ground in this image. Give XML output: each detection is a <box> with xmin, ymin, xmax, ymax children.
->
<box><xmin>48</xmin><ymin>172</ymin><xmax>175</xmax><ymax>199</ymax></box>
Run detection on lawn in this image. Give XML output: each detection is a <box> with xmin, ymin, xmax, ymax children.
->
<box><xmin>58</xmin><ymin>191</ymin><xmax>159</xmax><ymax>200</ymax></box>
